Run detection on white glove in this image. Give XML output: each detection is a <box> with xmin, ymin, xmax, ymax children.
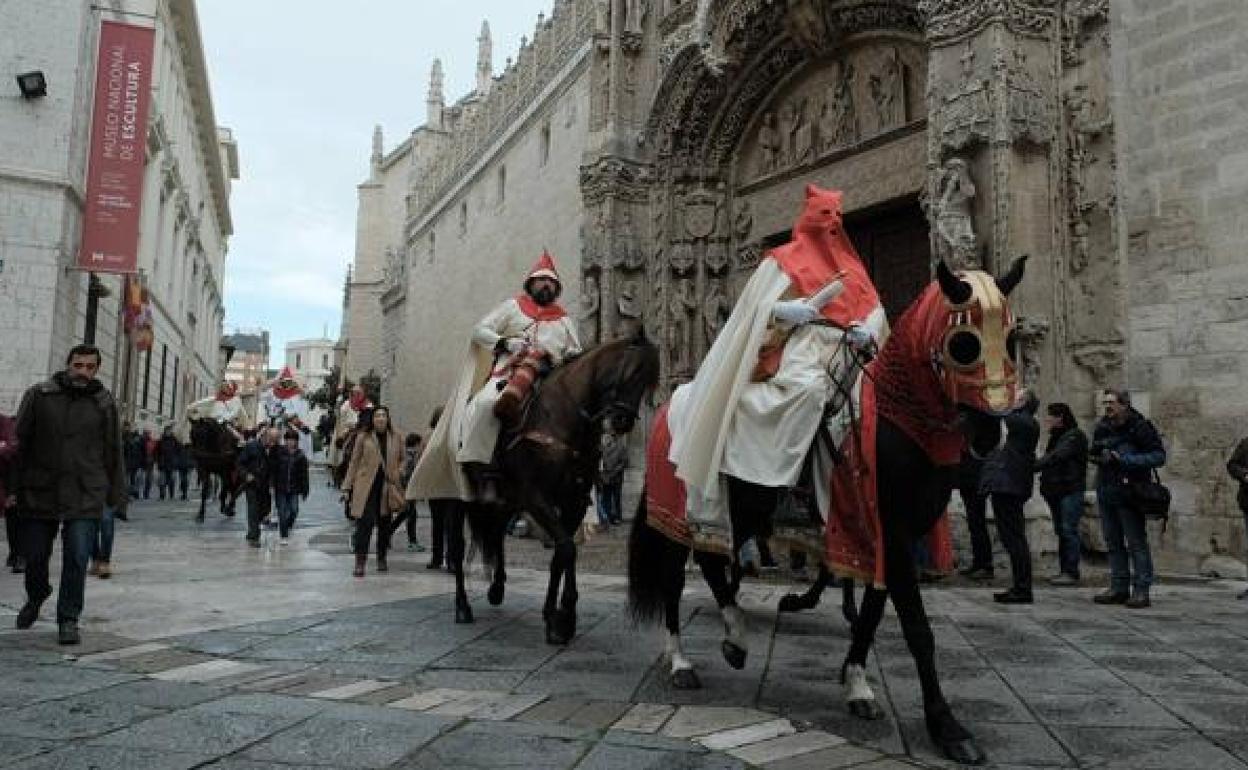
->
<box><xmin>504</xmin><ymin>337</ymin><xmax>527</xmax><ymax>355</ymax></box>
<box><xmin>772</xmin><ymin>299</ymin><xmax>820</xmax><ymax>326</ymax></box>
<box><xmin>845</xmin><ymin>325</ymin><xmax>874</xmax><ymax>351</ymax></box>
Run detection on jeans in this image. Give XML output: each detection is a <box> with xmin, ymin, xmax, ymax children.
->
<box><xmin>143</xmin><ymin>467</ymin><xmax>154</xmax><ymax>498</ymax></box>
<box><xmin>274</xmin><ymin>492</ymin><xmax>299</xmax><ymax>537</ymax></box>
<box><xmin>404</xmin><ymin>502</ymin><xmax>420</xmax><ymax>544</ymax></box>
<box><xmin>178</xmin><ymin>469</ymin><xmax>190</xmax><ymax>499</ymax></box>
<box><xmin>93</xmin><ymin>507</ymin><xmax>115</xmax><ymax>563</ymax></box>
<box><xmin>21</xmin><ymin>517</ymin><xmax>98</xmax><ymax>623</ymax></box>
<box><xmin>991</xmin><ymin>493</ymin><xmax>1032</xmax><ymax>594</ymax></box>
<box><xmin>1044</xmin><ymin>492</ymin><xmax>1083</xmax><ymax>578</ymax></box>
<box><xmin>245</xmin><ymin>487</ymin><xmax>271</xmax><ymax>542</ymax></box>
<box><xmin>596</xmin><ymin>481</ymin><xmax>622</xmax><ymax>525</ymax></box>
<box><xmin>159</xmin><ymin>468</ymin><xmax>176</xmax><ymax>499</ymax></box>
<box><xmin>1097</xmin><ymin>483</ymin><xmax>1153</xmax><ymax>595</ymax></box>
<box><xmin>960</xmin><ymin>484</ymin><xmax>993</xmax><ymax>569</ymax></box>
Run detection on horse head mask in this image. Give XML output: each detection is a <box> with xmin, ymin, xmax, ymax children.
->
<box><xmin>933</xmin><ymin>256</ymin><xmax>1027</xmax><ymax>416</ymax></box>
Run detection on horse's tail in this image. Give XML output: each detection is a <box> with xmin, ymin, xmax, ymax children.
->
<box><xmin>465</xmin><ymin>503</ymin><xmax>506</xmax><ymax>567</ymax></box>
<box><xmin>628</xmin><ymin>487</ymin><xmax>677</xmax><ymax>626</ymax></box>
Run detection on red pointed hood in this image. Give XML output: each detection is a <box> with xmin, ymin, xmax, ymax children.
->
<box><xmin>273</xmin><ymin>366</ymin><xmax>301</xmax><ymax>399</ymax></box>
<box><xmin>525</xmin><ymin>249</ymin><xmax>561</xmax><ymax>286</ymax></box>
<box><xmin>517</xmin><ymin>249</ymin><xmax>567</xmax><ymax>320</ymax></box>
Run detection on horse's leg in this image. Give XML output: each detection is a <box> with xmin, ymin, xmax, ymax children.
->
<box><xmin>841</xmin><ymin>583</ymin><xmax>888</xmax><ymax>720</ymax></box>
<box><xmin>554</xmin><ymin>500</ymin><xmax>586</xmax><ymax>642</ymax></box>
<box><xmin>486</xmin><ymin>513</ymin><xmax>507</xmax><ymax>606</ymax></box>
<box><xmin>664</xmin><ymin>541</ymin><xmax>699</xmax><ymax>689</ymax></box>
<box><xmin>842</xmin><ymin>576</ymin><xmax>859</xmax><ymax>626</ymax></box>
<box><xmin>779</xmin><ymin>564</ymin><xmax>831</xmax><ymax>613</ymax></box>
<box><xmin>886</xmin><ymin>540</ymin><xmax>984</xmax><ymax>765</ymax></box>
<box><xmin>196</xmin><ymin>469</ymin><xmax>207</xmax><ymax>523</ymax></box>
<box><xmin>693</xmin><ymin>551</ymin><xmax>748</xmax><ymax>670</ymax></box>
<box><xmin>449</xmin><ymin>503</ymin><xmax>473</xmax><ymax>624</ymax></box>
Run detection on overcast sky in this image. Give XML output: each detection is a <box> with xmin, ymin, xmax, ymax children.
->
<box><xmin>198</xmin><ymin>1</ymin><xmax>553</xmax><ymax>366</ymax></box>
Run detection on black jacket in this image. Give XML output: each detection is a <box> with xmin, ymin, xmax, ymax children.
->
<box><xmin>1089</xmin><ymin>409</ymin><xmax>1166</xmax><ymax>489</ymax></box>
<box><xmin>157</xmin><ymin>434</ymin><xmax>180</xmax><ymax>470</ymax></box>
<box><xmin>123</xmin><ymin>433</ymin><xmax>145</xmax><ymax>472</ymax></box>
<box><xmin>979</xmin><ymin>405</ymin><xmax>1040</xmax><ymax>499</ymax></box>
<box><xmin>14</xmin><ymin>372</ymin><xmax>126</xmax><ymax>518</ymax></box>
<box><xmin>1226</xmin><ymin>438</ymin><xmax>1248</xmax><ymax>512</ymax></box>
<box><xmin>271</xmin><ymin>448</ymin><xmax>309</xmax><ymax>496</ymax></box>
<box><xmin>237</xmin><ymin>439</ymin><xmax>273</xmax><ymax>485</ymax></box>
<box><xmin>1035</xmin><ymin>425</ymin><xmax>1088</xmax><ymax>499</ymax></box>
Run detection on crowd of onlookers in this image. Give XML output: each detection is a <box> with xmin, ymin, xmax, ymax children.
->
<box><xmin>122</xmin><ymin>426</ymin><xmax>197</xmax><ymax>503</ymax></box>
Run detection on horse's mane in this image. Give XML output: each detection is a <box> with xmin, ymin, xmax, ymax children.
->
<box><xmin>544</xmin><ymin>336</ymin><xmax>646</xmax><ymax>388</ymax></box>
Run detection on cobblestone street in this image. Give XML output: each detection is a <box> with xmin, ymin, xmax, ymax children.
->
<box><xmin>1</xmin><ymin>474</ymin><xmax>1246</xmax><ymax>769</ymax></box>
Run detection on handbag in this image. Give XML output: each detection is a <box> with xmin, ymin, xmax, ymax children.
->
<box><xmin>1128</xmin><ymin>468</ymin><xmax>1171</xmax><ymax>525</ymax></box>
<box><xmin>386</xmin><ymin>482</ymin><xmax>406</xmax><ymax>515</ymax></box>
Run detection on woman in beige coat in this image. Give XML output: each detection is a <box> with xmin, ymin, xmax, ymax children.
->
<box><xmin>341</xmin><ymin>406</ymin><xmax>404</xmax><ymax>576</ymax></box>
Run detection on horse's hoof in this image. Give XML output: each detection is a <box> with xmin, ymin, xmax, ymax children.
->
<box><xmin>848</xmin><ymin>698</ymin><xmax>885</xmax><ymax>721</ymax></box>
<box><xmin>721</xmin><ymin>640</ymin><xmax>747</xmax><ymax>670</ymax></box>
<box><xmin>940</xmin><ymin>738</ymin><xmax>986</xmax><ymax>766</ymax></box>
<box><xmin>545</xmin><ymin>628</ymin><xmax>569</xmax><ymax>646</ymax></box>
<box><xmin>455</xmin><ymin>605</ymin><xmax>474</xmax><ymax>624</ymax></box>
<box><xmin>671</xmin><ymin>668</ymin><xmax>702</xmax><ymax>690</ymax></box>
<box><xmin>487</xmin><ymin>582</ymin><xmax>505</xmax><ymax>606</ymax></box>
<box><xmin>778</xmin><ymin>593</ymin><xmax>815</xmax><ymax>613</ymax></box>
<box><xmin>557</xmin><ymin>612</ymin><xmax>576</xmax><ymax>642</ymax></box>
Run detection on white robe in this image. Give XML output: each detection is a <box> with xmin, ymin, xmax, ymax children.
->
<box><xmin>667</xmin><ymin>257</ymin><xmax>887</xmax><ymax>548</ymax></box>
<box><xmin>410</xmin><ymin>297</ymin><xmax>581</xmax><ymax>501</ymax></box>
<box><xmin>186</xmin><ymin>395</ymin><xmax>251</xmax><ymax>429</ymax></box>
<box><xmin>259</xmin><ymin>388</ymin><xmax>314</xmax><ymax>458</ymax></box>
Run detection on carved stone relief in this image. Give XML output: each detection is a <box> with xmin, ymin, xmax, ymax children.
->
<box><xmin>932</xmin><ymin>157</ymin><xmax>980</xmax><ymax>269</ymax></box>
<box><xmin>936</xmin><ymin>43</ymin><xmax>991</xmax><ymax>154</ymax></box>
<box><xmin>703</xmin><ymin>280</ymin><xmax>732</xmax><ymax>347</ymax></box>
<box><xmin>1014</xmin><ymin>315</ymin><xmax>1050</xmax><ymax>387</ymax></box>
<box><xmin>580</xmin><ymin>273</ymin><xmax>601</xmax><ymax>344</ymax></box>
<box><xmin>738</xmin><ymin>39</ymin><xmax>927</xmax><ymax>187</ymax></box>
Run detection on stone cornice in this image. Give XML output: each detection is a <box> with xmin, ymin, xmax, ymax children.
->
<box><xmin>917</xmin><ymin>0</ymin><xmax>1058</xmax><ymax>43</ymax></box>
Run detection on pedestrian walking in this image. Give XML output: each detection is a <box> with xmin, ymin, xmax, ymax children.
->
<box><xmin>1</xmin><ymin>410</ymin><xmax>21</xmax><ymax>574</ymax></box>
<box><xmin>1035</xmin><ymin>402</ymin><xmax>1088</xmax><ymax>586</ymax></box>
<box><xmin>957</xmin><ymin>450</ymin><xmax>994</xmax><ymax>579</ymax></box>
<box><xmin>271</xmin><ymin>429</ymin><xmax>309</xmax><ymax>543</ymax></box>
<box><xmin>422</xmin><ymin>407</ymin><xmax>449</xmax><ymax>570</ymax></box>
<box><xmin>141</xmin><ymin>430</ymin><xmax>157</xmax><ymax>499</ymax></box>
<box><xmin>12</xmin><ymin>344</ymin><xmax>127</xmax><ymax>645</ymax></box>
<box><xmin>341</xmin><ymin>406</ymin><xmax>403</xmax><ymax>577</ymax></box>
<box><xmin>980</xmin><ymin>389</ymin><xmax>1040</xmax><ymax>604</ymax></box>
<box><xmin>156</xmin><ymin>427</ymin><xmax>179</xmax><ymax>500</ymax></box>
<box><xmin>88</xmin><ymin>505</ymin><xmax>116</xmax><ymax>579</ymax></box>
<box><xmin>401</xmin><ymin>432</ymin><xmax>426</xmax><ymax>551</ymax></box>
<box><xmin>176</xmin><ymin>440</ymin><xmax>194</xmax><ymax>500</ymax></box>
<box><xmin>237</xmin><ymin>427</ymin><xmax>278</xmax><ymax>547</ymax></box>
<box><xmin>1090</xmin><ymin>388</ymin><xmax>1166</xmax><ymax>609</ymax></box>
<box><xmin>595</xmin><ymin>432</ymin><xmax>627</xmax><ymax>527</ymax></box>
<box><xmin>1225</xmin><ymin>435</ymin><xmax>1248</xmax><ymax>601</ymax></box>
<box><xmin>123</xmin><ymin>428</ymin><xmax>144</xmax><ymax>500</ymax></box>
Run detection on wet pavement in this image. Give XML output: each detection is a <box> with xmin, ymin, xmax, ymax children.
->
<box><xmin>1</xmin><ymin>470</ymin><xmax>1246</xmax><ymax>768</ymax></box>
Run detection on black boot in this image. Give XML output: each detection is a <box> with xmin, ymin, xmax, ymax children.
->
<box><xmin>16</xmin><ymin>587</ymin><xmax>51</xmax><ymax>629</ymax></box>
<box><xmin>58</xmin><ymin>621</ymin><xmax>81</xmax><ymax>645</ymax></box>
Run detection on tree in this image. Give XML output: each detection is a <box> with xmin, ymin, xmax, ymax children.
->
<box><xmin>308</xmin><ymin>365</ymin><xmax>345</xmax><ymax>410</ymax></box>
<box><xmin>359</xmin><ymin>369</ymin><xmax>382</xmax><ymax>404</ymax></box>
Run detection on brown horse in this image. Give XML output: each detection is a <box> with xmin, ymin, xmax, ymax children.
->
<box><xmin>188</xmin><ymin>418</ymin><xmax>244</xmax><ymax>522</ymax></box>
<box><xmin>629</xmin><ymin>258</ymin><xmax>1026</xmax><ymax>766</ymax></box>
<box><xmin>462</xmin><ymin>327</ymin><xmax>660</xmax><ymax>645</ymax></box>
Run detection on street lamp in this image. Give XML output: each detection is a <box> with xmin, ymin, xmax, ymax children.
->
<box><xmin>16</xmin><ymin>71</ymin><xmax>47</xmax><ymax>99</ymax></box>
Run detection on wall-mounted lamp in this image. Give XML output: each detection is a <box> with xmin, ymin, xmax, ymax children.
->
<box><xmin>16</xmin><ymin>70</ymin><xmax>47</xmax><ymax>99</ymax></box>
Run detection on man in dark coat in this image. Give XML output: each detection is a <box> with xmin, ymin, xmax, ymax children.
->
<box><xmin>123</xmin><ymin>429</ymin><xmax>144</xmax><ymax>500</ymax></box>
<box><xmin>13</xmin><ymin>345</ymin><xmax>126</xmax><ymax>645</ymax></box>
<box><xmin>1225</xmin><ymin>436</ymin><xmax>1248</xmax><ymax>600</ymax></box>
<box><xmin>1090</xmin><ymin>389</ymin><xmax>1166</xmax><ymax>608</ymax></box>
<box><xmin>156</xmin><ymin>427</ymin><xmax>179</xmax><ymax>500</ymax></box>
<box><xmin>270</xmin><ymin>429</ymin><xmax>310</xmax><ymax>541</ymax></box>
<box><xmin>1035</xmin><ymin>402</ymin><xmax>1088</xmax><ymax>585</ymax></box>
<box><xmin>237</xmin><ymin>427</ymin><xmax>278</xmax><ymax>547</ymax></box>
<box><xmin>1</xmin><ymin>411</ymin><xmax>20</xmax><ymax>573</ymax></box>
<box><xmin>979</xmin><ymin>389</ymin><xmax>1041</xmax><ymax>604</ymax></box>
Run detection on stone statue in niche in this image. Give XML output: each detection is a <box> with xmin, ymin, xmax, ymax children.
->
<box><xmin>940</xmin><ymin>43</ymin><xmax>991</xmax><ymax>152</ymax></box>
<box><xmin>703</xmin><ymin>281</ymin><xmax>731</xmax><ymax>347</ymax></box>
<box><xmin>1070</xmin><ymin>219</ymin><xmax>1091</xmax><ymax>275</ymax></box>
<box><xmin>1014</xmin><ymin>316</ymin><xmax>1050</xmax><ymax>387</ymax></box>
<box><xmin>580</xmin><ymin>273</ymin><xmax>601</xmax><ymax>343</ymax></box>
<box><xmin>669</xmin><ymin>241</ymin><xmax>695</xmax><ymax>275</ymax></box>
<box><xmin>757</xmin><ymin>111</ymin><xmax>782</xmax><ymax>176</ymax></box>
<box><xmin>617</xmin><ymin>278</ymin><xmax>643</xmax><ymax>319</ymax></box>
<box><xmin>785</xmin><ymin>98</ymin><xmax>813</xmax><ymax>166</ymax></box>
<box><xmin>785</xmin><ymin>0</ymin><xmax>826</xmax><ymax>54</ymax></box>
<box><xmin>624</xmin><ymin>0</ymin><xmax>648</xmax><ymax>36</ymax></box>
<box><xmin>594</xmin><ymin>0</ymin><xmax>610</xmax><ymax>36</ymax></box>
<box><xmin>705</xmin><ymin>241</ymin><xmax>729</xmax><ymax>274</ymax></box>
<box><xmin>819</xmin><ymin>61</ymin><xmax>858</xmax><ymax>152</ymax></box>
<box><xmin>1004</xmin><ymin>49</ymin><xmax>1051</xmax><ymax>147</ymax></box>
<box><xmin>869</xmin><ymin>47</ymin><xmax>904</xmax><ymax>133</ymax></box>
<box><xmin>611</xmin><ymin>208</ymin><xmax>645</xmax><ymax>271</ymax></box>
<box><xmin>732</xmin><ymin>201</ymin><xmax>753</xmax><ymax>242</ymax></box>
<box><xmin>1065</xmin><ymin>84</ymin><xmax>1112</xmax><ymax>212</ymax></box>
<box><xmin>933</xmin><ymin>157</ymin><xmax>979</xmax><ymax>269</ymax></box>
<box><xmin>667</xmin><ymin>278</ymin><xmax>698</xmax><ymax>373</ymax></box>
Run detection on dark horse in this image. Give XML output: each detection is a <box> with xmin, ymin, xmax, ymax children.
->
<box><xmin>188</xmin><ymin>419</ymin><xmax>244</xmax><ymax>522</ymax></box>
<box><xmin>459</xmin><ymin>328</ymin><xmax>660</xmax><ymax>645</ymax></box>
<box><xmin>628</xmin><ymin>258</ymin><xmax>1026</xmax><ymax>766</ymax></box>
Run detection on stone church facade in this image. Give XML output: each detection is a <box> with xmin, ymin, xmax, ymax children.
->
<box><xmin>347</xmin><ymin>0</ymin><xmax>1248</xmax><ymax>572</ymax></box>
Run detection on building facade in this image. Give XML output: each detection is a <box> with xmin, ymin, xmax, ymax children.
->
<box><xmin>222</xmin><ymin>329</ymin><xmax>269</xmax><ymax>395</ymax></box>
<box><xmin>0</xmin><ymin>0</ymin><xmax>236</xmax><ymax>436</ymax></box>
<box><xmin>347</xmin><ymin>0</ymin><xmax>1248</xmax><ymax>571</ymax></box>
<box><xmin>284</xmin><ymin>336</ymin><xmax>335</xmax><ymax>394</ymax></box>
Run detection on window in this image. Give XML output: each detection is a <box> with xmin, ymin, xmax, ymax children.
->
<box><xmin>170</xmin><ymin>356</ymin><xmax>179</xmax><ymax>419</ymax></box>
<box><xmin>428</xmin><ymin>231</ymin><xmax>436</xmax><ymax>263</ymax></box>
<box><xmin>142</xmin><ymin>348</ymin><xmax>152</xmax><ymax>410</ymax></box>
<box><xmin>296</xmin><ymin>353</ymin><xmax>302</xmax><ymax>369</ymax></box>
<box><xmin>322</xmin><ymin>353</ymin><xmax>329</xmax><ymax>369</ymax></box>
<box><xmin>459</xmin><ymin>200</ymin><xmax>468</xmax><ymax>237</ymax></box>
<box><xmin>539</xmin><ymin>121</ymin><xmax>551</xmax><ymax>166</ymax></box>
<box><xmin>497</xmin><ymin>165</ymin><xmax>506</xmax><ymax>205</ymax></box>
<box><xmin>157</xmin><ymin>344</ymin><xmax>168</xmax><ymax>415</ymax></box>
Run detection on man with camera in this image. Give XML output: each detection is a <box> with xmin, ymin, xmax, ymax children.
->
<box><xmin>1089</xmin><ymin>389</ymin><xmax>1165</xmax><ymax>608</ymax></box>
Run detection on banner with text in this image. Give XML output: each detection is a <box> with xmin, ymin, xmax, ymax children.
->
<box><xmin>79</xmin><ymin>20</ymin><xmax>156</xmax><ymax>274</ymax></box>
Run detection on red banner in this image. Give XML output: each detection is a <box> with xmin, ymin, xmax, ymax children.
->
<box><xmin>79</xmin><ymin>21</ymin><xmax>156</xmax><ymax>274</ymax></box>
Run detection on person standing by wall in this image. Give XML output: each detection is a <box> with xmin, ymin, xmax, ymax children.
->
<box><xmin>237</xmin><ymin>427</ymin><xmax>278</xmax><ymax>548</ymax></box>
<box><xmin>12</xmin><ymin>345</ymin><xmax>127</xmax><ymax>645</ymax></box>
<box><xmin>271</xmin><ymin>429</ymin><xmax>309</xmax><ymax>544</ymax></box>
<box><xmin>1225</xmin><ymin>434</ymin><xmax>1248</xmax><ymax>601</ymax></box>
<box><xmin>123</xmin><ymin>428</ymin><xmax>144</xmax><ymax>500</ymax></box>
<box><xmin>400</xmin><ymin>432</ymin><xmax>426</xmax><ymax>552</ymax></box>
<box><xmin>1090</xmin><ymin>389</ymin><xmax>1166</xmax><ymax>609</ymax></box>
<box><xmin>422</xmin><ymin>407</ymin><xmax>450</xmax><ymax>571</ymax></box>
<box><xmin>342</xmin><ymin>406</ymin><xmax>403</xmax><ymax>577</ymax></box>
<box><xmin>595</xmin><ymin>433</ymin><xmax>628</xmax><ymax>528</ymax></box>
<box><xmin>980</xmin><ymin>389</ymin><xmax>1041</xmax><ymax>604</ymax></box>
<box><xmin>1</xmin><ymin>410</ymin><xmax>20</xmax><ymax>573</ymax></box>
<box><xmin>156</xmin><ymin>427</ymin><xmax>179</xmax><ymax>501</ymax></box>
<box><xmin>1035</xmin><ymin>402</ymin><xmax>1088</xmax><ymax>586</ymax></box>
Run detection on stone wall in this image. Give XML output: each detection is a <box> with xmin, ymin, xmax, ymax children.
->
<box><xmin>1114</xmin><ymin>0</ymin><xmax>1248</xmax><ymax>570</ymax></box>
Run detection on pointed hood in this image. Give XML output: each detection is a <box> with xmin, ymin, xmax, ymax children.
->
<box><xmin>525</xmin><ymin>249</ymin><xmax>562</xmax><ymax>287</ymax></box>
<box><xmin>517</xmin><ymin>250</ymin><xmax>567</xmax><ymax>320</ymax></box>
